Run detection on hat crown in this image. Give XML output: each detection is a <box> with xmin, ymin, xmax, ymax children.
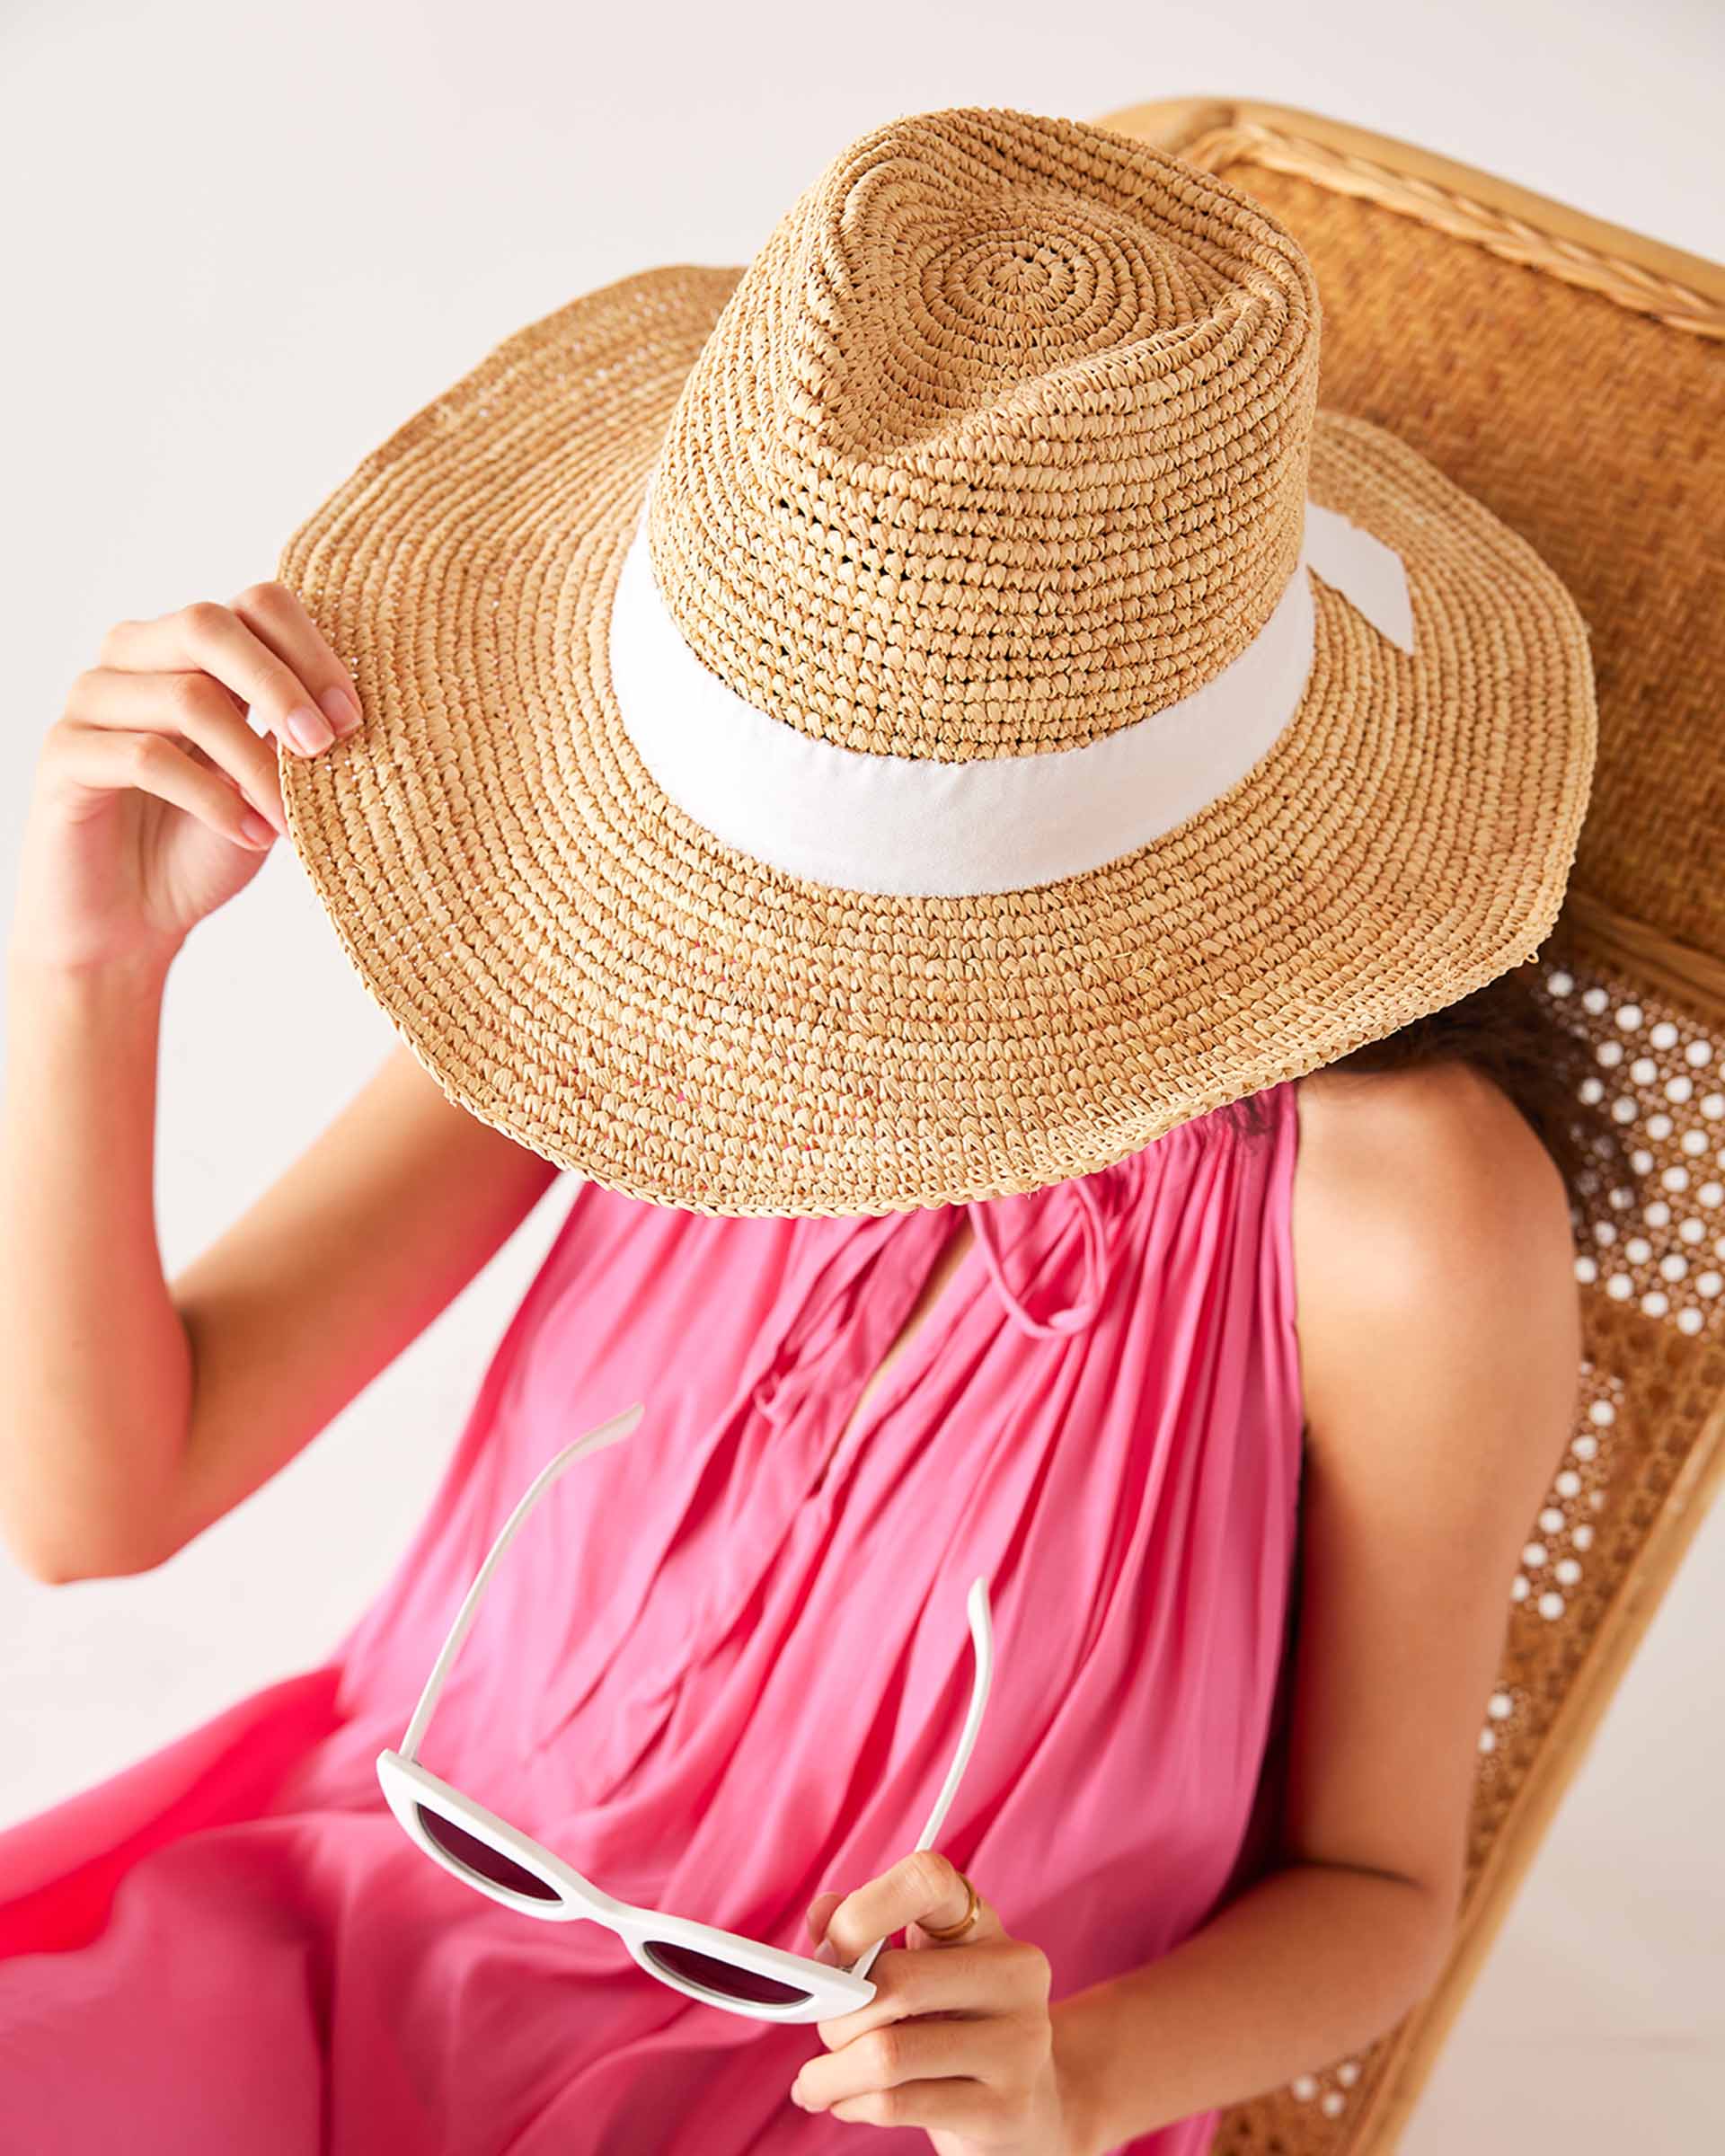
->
<box><xmin>646</xmin><ymin>105</ymin><xmax>1322</xmax><ymax>764</ymax></box>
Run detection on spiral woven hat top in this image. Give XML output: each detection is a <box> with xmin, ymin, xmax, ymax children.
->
<box><xmin>275</xmin><ymin>103</ymin><xmax>1597</xmax><ymax>1217</ymax></box>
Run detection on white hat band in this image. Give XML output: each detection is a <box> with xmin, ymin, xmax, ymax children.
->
<box><xmin>607</xmin><ymin>493</ymin><xmax>1415</xmax><ymax>898</ymax></box>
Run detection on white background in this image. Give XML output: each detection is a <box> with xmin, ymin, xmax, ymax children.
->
<box><xmin>2</xmin><ymin>0</ymin><xmax>1721</xmax><ymax>2145</ymax></box>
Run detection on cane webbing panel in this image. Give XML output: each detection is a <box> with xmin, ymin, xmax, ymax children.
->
<box><xmin>1093</xmin><ymin>98</ymin><xmax>1725</xmax><ymax>2155</ymax></box>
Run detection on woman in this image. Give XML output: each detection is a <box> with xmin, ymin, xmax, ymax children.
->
<box><xmin>0</xmin><ymin>106</ymin><xmax>1611</xmax><ymax>2155</ymax></box>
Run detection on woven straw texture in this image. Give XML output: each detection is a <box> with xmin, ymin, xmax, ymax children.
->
<box><xmin>273</xmin><ymin>106</ymin><xmax>1595</xmax><ymax>1218</ymax></box>
<box><xmin>1092</xmin><ymin>97</ymin><xmax>1725</xmax><ymax>2156</ymax></box>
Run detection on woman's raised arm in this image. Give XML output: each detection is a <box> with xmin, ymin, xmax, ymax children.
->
<box><xmin>1</xmin><ymin>588</ymin><xmax>561</xmax><ymax>1585</ymax></box>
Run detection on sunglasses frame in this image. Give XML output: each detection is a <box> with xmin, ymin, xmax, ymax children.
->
<box><xmin>376</xmin><ymin>1401</ymin><xmax>995</xmax><ymax>2024</ymax></box>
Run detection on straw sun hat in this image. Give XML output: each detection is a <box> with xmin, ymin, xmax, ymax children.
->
<box><xmin>273</xmin><ymin>103</ymin><xmax>1597</xmax><ymax>1219</ymax></box>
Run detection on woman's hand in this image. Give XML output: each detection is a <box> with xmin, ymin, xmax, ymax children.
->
<box><xmin>790</xmin><ymin>1850</ymin><xmax>1098</xmax><ymax>2155</ymax></box>
<box><xmin>10</xmin><ymin>587</ymin><xmax>362</xmax><ymax>975</ymax></box>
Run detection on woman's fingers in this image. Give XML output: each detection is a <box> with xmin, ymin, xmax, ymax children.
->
<box><xmin>63</xmin><ymin>667</ymin><xmax>288</xmax><ymax>833</ymax></box>
<box><xmin>806</xmin><ymin>1889</ymin><xmax>845</xmax><ymax>1954</ymax></box>
<box><xmin>813</xmin><ymin>1938</ymin><xmax>1032</xmax><ymax>2047</ymax></box>
<box><xmin>816</xmin><ymin>1848</ymin><xmax>1002</xmax><ymax>1971</ymax></box>
<box><xmin>795</xmin><ymin>1857</ymin><xmax>1060</xmax><ymax>2134</ymax></box>
<box><xmin>792</xmin><ymin>2001</ymin><xmax>1035</xmax><ymax>2118</ymax></box>
<box><xmin>44</xmin><ymin>720</ymin><xmax>279</xmax><ymax>852</ymax></box>
<box><xmin>809</xmin><ymin>2075</ymin><xmax>1024</xmax><ymax>2137</ymax></box>
<box><xmin>97</xmin><ymin>585</ymin><xmax>361</xmax><ymax>758</ymax></box>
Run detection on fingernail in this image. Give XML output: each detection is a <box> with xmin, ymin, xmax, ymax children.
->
<box><xmin>285</xmin><ymin>704</ymin><xmax>334</xmax><ymax>754</ymax></box>
<box><xmin>320</xmin><ymin>685</ymin><xmax>361</xmax><ymax>738</ymax></box>
<box><xmin>239</xmin><ymin>810</ymin><xmax>276</xmax><ymax>849</ymax></box>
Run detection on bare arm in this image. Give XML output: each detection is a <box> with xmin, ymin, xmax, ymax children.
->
<box><xmin>1</xmin><ymin>983</ymin><xmax>559</xmax><ymax>1585</ymax></box>
<box><xmin>1051</xmin><ymin>1062</ymin><xmax>1583</xmax><ymax>2152</ymax></box>
<box><xmin>2</xmin><ymin>580</ymin><xmax>562</xmax><ymax>1585</ymax></box>
<box><xmin>1</xmin><ymin>947</ymin><xmax>190</xmax><ymax>1583</ymax></box>
<box><xmin>164</xmin><ymin>1042</ymin><xmax>560</xmax><ymax>1568</ymax></box>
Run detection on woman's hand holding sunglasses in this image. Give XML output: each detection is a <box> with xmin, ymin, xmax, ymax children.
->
<box><xmin>790</xmin><ymin>1849</ymin><xmax>1098</xmax><ymax>2155</ymax></box>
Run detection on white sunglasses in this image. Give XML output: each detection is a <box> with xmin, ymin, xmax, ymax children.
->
<box><xmin>376</xmin><ymin>1401</ymin><xmax>995</xmax><ymax>2023</ymax></box>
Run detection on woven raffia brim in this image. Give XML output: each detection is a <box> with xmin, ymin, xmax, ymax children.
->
<box><xmin>273</xmin><ymin>263</ymin><xmax>1597</xmax><ymax>1219</ymax></box>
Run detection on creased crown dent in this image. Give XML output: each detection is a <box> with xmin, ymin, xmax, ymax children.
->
<box><xmin>648</xmin><ymin>105</ymin><xmax>1322</xmax><ymax>763</ymax></box>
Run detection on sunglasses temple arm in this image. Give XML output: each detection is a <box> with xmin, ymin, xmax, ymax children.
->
<box><xmin>397</xmin><ymin>1401</ymin><xmax>645</xmax><ymax>1765</ymax></box>
<box><xmin>847</xmin><ymin>1576</ymin><xmax>995</xmax><ymax>1984</ymax></box>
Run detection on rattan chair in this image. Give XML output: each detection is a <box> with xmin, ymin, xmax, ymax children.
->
<box><xmin>1089</xmin><ymin>94</ymin><xmax>1725</xmax><ymax>2153</ymax></box>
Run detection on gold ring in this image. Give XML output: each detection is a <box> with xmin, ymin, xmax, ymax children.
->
<box><xmin>917</xmin><ymin>1869</ymin><xmax>981</xmax><ymax>1941</ymax></box>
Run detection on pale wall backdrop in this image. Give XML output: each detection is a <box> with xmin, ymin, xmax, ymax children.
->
<box><xmin>2</xmin><ymin>1</ymin><xmax>1721</xmax><ymax>2147</ymax></box>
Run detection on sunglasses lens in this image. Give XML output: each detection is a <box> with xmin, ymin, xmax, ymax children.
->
<box><xmin>642</xmin><ymin>1939</ymin><xmax>812</xmax><ymax>2007</ymax></box>
<box><xmin>415</xmin><ymin>1805</ymin><xmax>561</xmax><ymax>1903</ymax></box>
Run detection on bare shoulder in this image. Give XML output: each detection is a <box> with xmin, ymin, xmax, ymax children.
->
<box><xmin>1289</xmin><ymin>1056</ymin><xmax>1579</xmax><ymax>1447</ymax></box>
<box><xmin>1293</xmin><ymin>1053</ymin><xmax>1572</xmax><ymax>1232</ymax></box>
<box><xmin>1268</xmin><ymin>1057</ymin><xmax>1586</xmax><ymax>1919</ymax></box>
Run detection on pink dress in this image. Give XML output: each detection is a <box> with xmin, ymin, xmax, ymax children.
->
<box><xmin>0</xmin><ymin>1079</ymin><xmax>1305</xmax><ymax>2155</ymax></box>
